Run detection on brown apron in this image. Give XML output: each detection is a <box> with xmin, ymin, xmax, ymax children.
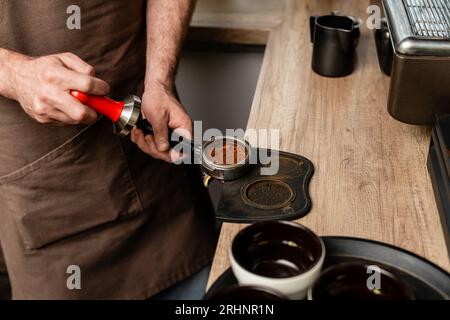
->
<box><xmin>0</xmin><ymin>0</ymin><xmax>216</xmax><ymax>299</ymax></box>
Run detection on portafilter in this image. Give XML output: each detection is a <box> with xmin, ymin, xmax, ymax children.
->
<box><xmin>70</xmin><ymin>91</ymin><xmax>251</xmax><ymax>187</ymax></box>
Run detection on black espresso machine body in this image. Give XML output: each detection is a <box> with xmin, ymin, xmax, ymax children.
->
<box><xmin>376</xmin><ymin>0</ymin><xmax>450</xmax><ymax>125</ymax></box>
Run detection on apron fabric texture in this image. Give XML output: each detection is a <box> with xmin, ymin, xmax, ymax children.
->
<box><xmin>0</xmin><ymin>0</ymin><xmax>217</xmax><ymax>299</ymax></box>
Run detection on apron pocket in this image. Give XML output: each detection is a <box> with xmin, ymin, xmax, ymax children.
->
<box><xmin>0</xmin><ymin>119</ymin><xmax>143</xmax><ymax>251</ymax></box>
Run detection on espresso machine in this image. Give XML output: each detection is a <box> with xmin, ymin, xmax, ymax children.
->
<box><xmin>375</xmin><ymin>0</ymin><xmax>450</xmax><ymax>254</ymax></box>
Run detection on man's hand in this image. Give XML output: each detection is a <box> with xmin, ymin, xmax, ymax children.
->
<box><xmin>0</xmin><ymin>50</ymin><xmax>109</xmax><ymax>125</ymax></box>
<box><xmin>130</xmin><ymin>0</ymin><xmax>196</xmax><ymax>162</ymax></box>
<box><xmin>131</xmin><ymin>82</ymin><xmax>192</xmax><ymax>163</ymax></box>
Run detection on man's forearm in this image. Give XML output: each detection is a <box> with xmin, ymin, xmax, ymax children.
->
<box><xmin>145</xmin><ymin>0</ymin><xmax>196</xmax><ymax>89</ymax></box>
<box><xmin>0</xmin><ymin>48</ymin><xmax>30</xmax><ymax>100</ymax></box>
<box><xmin>0</xmin><ymin>48</ymin><xmax>18</xmax><ymax>99</ymax></box>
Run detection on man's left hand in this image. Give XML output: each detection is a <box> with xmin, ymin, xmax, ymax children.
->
<box><xmin>131</xmin><ymin>82</ymin><xmax>192</xmax><ymax>163</ymax></box>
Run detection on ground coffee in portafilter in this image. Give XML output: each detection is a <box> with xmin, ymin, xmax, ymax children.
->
<box><xmin>206</xmin><ymin>139</ymin><xmax>247</xmax><ymax>166</ymax></box>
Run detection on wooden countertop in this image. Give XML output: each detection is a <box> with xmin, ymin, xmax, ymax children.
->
<box><xmin>189</xmin><ymin>0</ymin><xmax>285</xmax><ymax>45</ymax></box>
<box><xmin>191</xmin><ymin>0</ymin><xmax>450</xmax><ymax>288</ymax></box>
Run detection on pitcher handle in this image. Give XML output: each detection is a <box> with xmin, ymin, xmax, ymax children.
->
<box><xmin>349</xmin><ymin>16</ymin><xmax>362</xmax><ymax>48</ymax></box>
<box><xmin>310</xmin><ymin>16</ymin><xmax>319</xmax><ymax>43</ymax></box>
<box><xmin>353</xmin><ymin>24</ymin><xmax>361</xmax><ymax>48</ymax></box>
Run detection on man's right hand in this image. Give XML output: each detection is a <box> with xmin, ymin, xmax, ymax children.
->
<box><xmin>0</xmin><ymin>50</ymin><xmax>110</xmax><ymax>125</ymax></box>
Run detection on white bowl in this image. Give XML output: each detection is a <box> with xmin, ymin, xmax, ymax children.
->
<box><xmin>229</xmin><ymin>221</ymin><xmax>325</xmax><ymax>300</ymax></box>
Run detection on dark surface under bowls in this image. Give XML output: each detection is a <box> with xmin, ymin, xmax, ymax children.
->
<box><xmin>206</xmin><ymin>237</ymin><xmax>450</xmax><ymax>300</ymax></box>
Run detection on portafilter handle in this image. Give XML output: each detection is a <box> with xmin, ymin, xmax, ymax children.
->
<box><xmin>71</xmin><ymin>90</ymin><xmax>141</xmax><ymax>137</ymax></box>
<box><xmin>70</xmin><ymin>91</ymin><xmax>198</xmax><ymax>157</ymax></box>
<box><xmin>70</xmin><ymin>90</ymin><xmax>124</xmax><ymax>123</ymax></box>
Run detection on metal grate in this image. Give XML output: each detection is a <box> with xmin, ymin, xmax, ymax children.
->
<box><xmin>403</xmin><ymin>0</ymin><xmax>450</xmax><ymax>38</ymax></box>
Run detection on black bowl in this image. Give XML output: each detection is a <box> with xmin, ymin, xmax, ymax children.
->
<box><xmin>309</xmin><ymin>262</ymin><xmax>415</xmax><ymax>300</ymax></box>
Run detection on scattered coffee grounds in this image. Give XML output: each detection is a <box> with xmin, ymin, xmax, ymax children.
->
<box><xmin>207</xmin><ymin>140</ymin><xmax>247</xmax><ymax>165</ymax></box>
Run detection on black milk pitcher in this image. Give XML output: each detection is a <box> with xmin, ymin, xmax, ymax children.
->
<box><xmin>310</xmin><ymin>14</ymin><xmax>361</xmax><ymax>77</ymax></box>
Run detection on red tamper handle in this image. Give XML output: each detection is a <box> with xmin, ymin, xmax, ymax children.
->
<box><xmin>70</xmin><ymin>90</ymin><xmax>124</xmax><ymax>122</ymax></box>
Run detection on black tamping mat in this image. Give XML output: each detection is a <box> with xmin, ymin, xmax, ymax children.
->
<box><xmin>216</xmin><ymin>149</ymin><xmax>314</xmax><ymax>223</ymax></box>
<box><xmin>428</xmin><ymin>114</ymin><xmax>450</xmax><ymax>257</ymax></box>
<box><xmin>205</xmin><ymin>237</ymin><xmax>450</xmax><ymax>300</ymax></box>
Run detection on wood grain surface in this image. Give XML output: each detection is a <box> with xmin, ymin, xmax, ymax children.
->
<box><xmin>189</xmin><ymin>0</ymin><xmax>286</xmax><ymax>45</ymax></box>
<box><xmin>202</xmin><ymin>0</ymin><xmax>450</xmax><ymax>288</ymax></box>
<box><xmin>192</xmin><ymin>0</ymin><xmax>285</xmax><ymax>30</ymax></box>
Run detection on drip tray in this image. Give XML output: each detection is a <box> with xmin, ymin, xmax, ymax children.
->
<box><xmin>216</xmin><ymin>149</ymin><xmax>314</xmax><ymax>223</ymax></box>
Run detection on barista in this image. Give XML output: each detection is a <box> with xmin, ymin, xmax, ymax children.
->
<box><xmin>0</xmin><ymin>0</ymin><xmax>216</xmax><ymax>299</ymax></box>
